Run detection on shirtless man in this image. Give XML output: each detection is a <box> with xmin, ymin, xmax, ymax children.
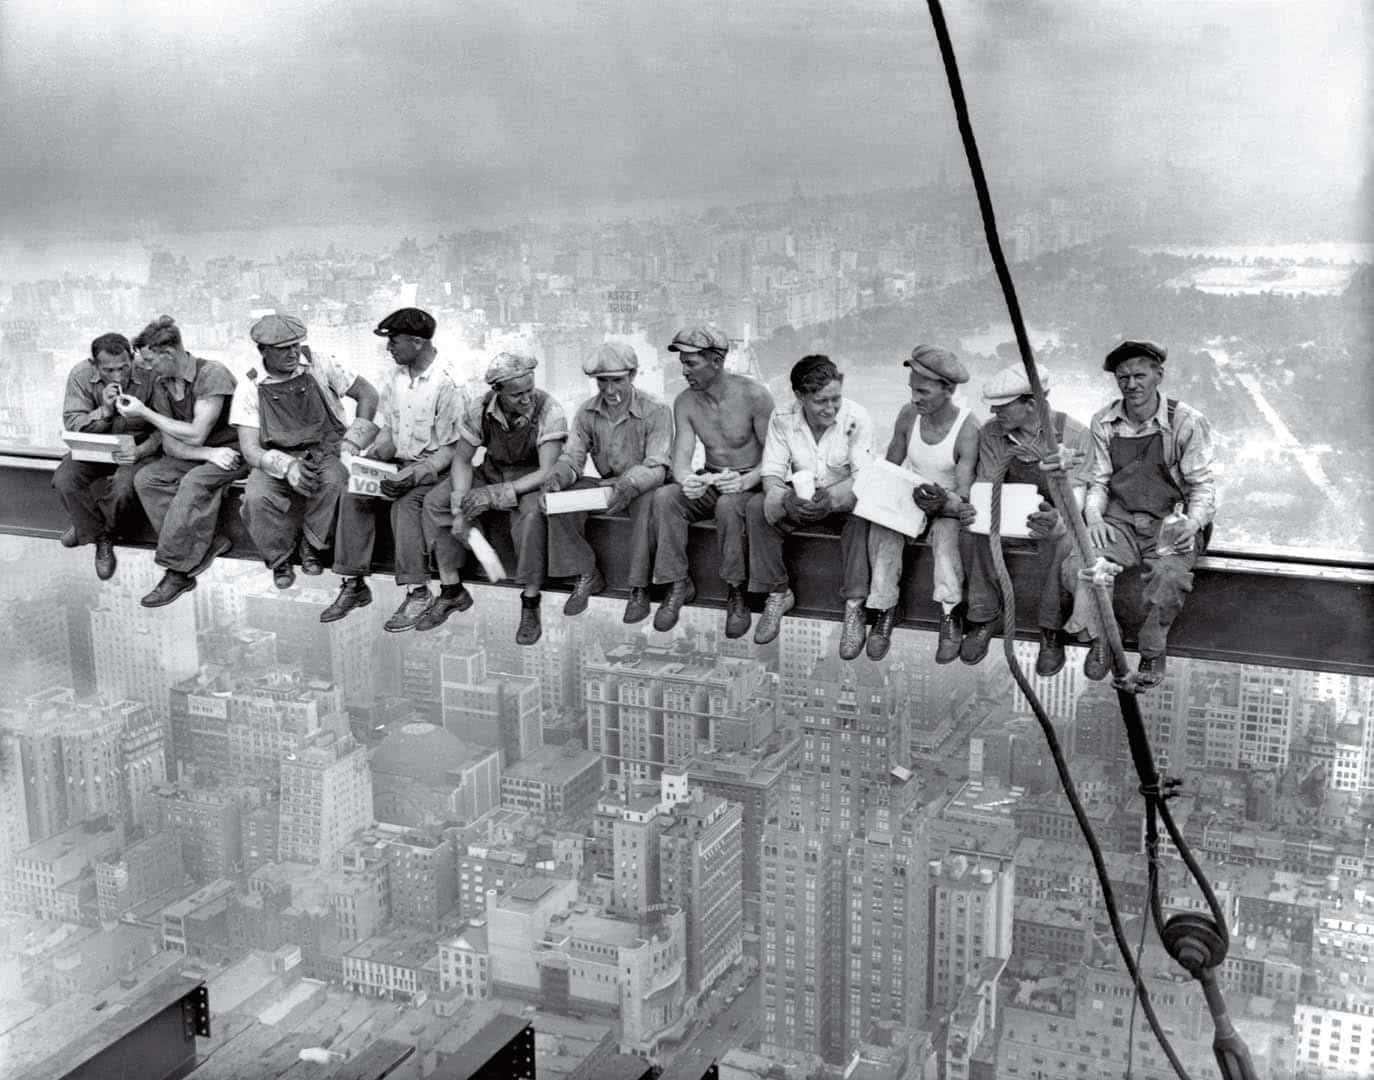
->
<box><xmin>651</xmin><ymin>325</ymin><xmax>774</xmax><ymax>637</ymax></box>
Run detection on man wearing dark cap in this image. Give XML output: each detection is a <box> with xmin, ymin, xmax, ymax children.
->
<box><xmin>864</xmin><ymin>344</ymin><xmax>980</xmax><ymax>662</ymax></box>
<box><xmin>423</xmin><ymin>351</ymin><xmax>567</xmax><ymax>645</ymax></box>
<box><xmin>542</xmin><ymin>341</ymin><xmax>672</xmax><ymax>622</ymax></box>
<box><xmin>54</xmin><ymin>331</ymin><xmax>161</xmax><ymax>580</ymax></box>
<box><xmin>321</xmin><ymin>307</ymin><xmax>465</xmax><ymax>631</ymax></box>
<box><xmin>1060</xmin><ymin>340</ymin><xmax>1216</xmax><ymax>687</ymax></box>
<box><xmin>231</xmin><ymin>313</ymin><xmax>380</xmax><ymax>590</ymax></box>
<box><xmin>119</xmin><ymin>315</ymin><xmax>247</xmax><ymax>607</ymax></box>
<box><xmin>652</xmin><ymin>325</ymin><xmax>774</xmax><ymax>637</ymax></box>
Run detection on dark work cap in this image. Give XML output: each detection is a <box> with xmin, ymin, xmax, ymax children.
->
<box><xmin>904</xmin><ymin>344</ymin><xmax>968</xmax><ymax>385</ymax></box>
<box><xmin>1103</xmin><ymin>339</ymin><xmax>1167</xmax><ymax>373</ymax></box>
<box><xmin>374</xmin><ymin>307</ymin><xmax>436</xmax><ymax>340</ymax></box>
<box><xmin>668</xmin><ymin>325</ymin><xmax>729</xmax><ymax>355</ymax></box>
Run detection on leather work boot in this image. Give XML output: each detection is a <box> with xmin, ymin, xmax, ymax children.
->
<box><xmin>415</xmin><ymin>587</ymin><xmax>474</xmax><ymax>631</ymax></box>
<box><xmin>563</xmin><ymin>569</ymin><xmax>606</xmax><ymax>616</ymax></box>
<box><xmin>867</xmin><ymin>606</ymin><xmax>901</xmax><ymax>661</ymax></box>
<box><xmin>623</xmin><ymin>588</ymin><xmax>652</xmax><ymax>625</ymax></box>
<box><xmin>320</xmin><ymin>577</ymin><xmax>372</xmax><ymax>623</ymax></box>
<box><xmin>1136</xmin><ymin>654</ymin><xmax>1167</xmax><ymax>688</ymax></box>
<box><xmin>141</xmin><ymin>570</ymin><xmax>196</xmax><ymax>608</ymax></box>
<box><xmin>60</xmin><ymin>526</ymin><xmax>79</xmax><ymax>548</ymax></box>
<box><xmin>298</xmin><ymin>540</ymin><xmax>324</xmax><ymax>576</ymax></box>
<box><xmin>384</xmin><ymin>588</ymin><xmax>433</xmax><ymax>633</ymax></box>
<box><xmin>960</xmin><ymin>618</ymin><xmax>1000</xmax><ymax>666</ymax></box>
<box><xmin>94</xmin><ymin>536</ymin><xmax>117</xmax><ymax>581</ymax></box>
<box><xmin>273</xmin><ymin>560</ymin><xmax>297</xmax><ymax>590</ymax></box>
<box><xmin>189</xmin><ymin>535</ymin><xmax>233</xmax><ymax>578</ymax></box>
<box><xmin>724</xmin><ymin>585</ymin><xmax>751</xmax><ymax>640</ymax></box>
<box><xmin>516</xmin><ymin>597</ymin><xmax>543</xmax><ymax>646</ymax></box>
<box><xmin>838</xmin><ymin>599</ymin><xmax>867</xmax><ymax>661</ymax></box>
<box><xmin>935</xmin><ymin>610</ymin><xmax>963</xmax><ymax>665</ymax></box>
<box><xmin>754</xmin><ymin>589</ymin><xmax>795</xmax><ymax>645</ymax></box>
<box><xmin>1083</xmin><ymin>638</ymin><xmax>1111</xmax><ymax>681</ymax></box>
<box><xmin>653</xmin><ymin>579</ymin><xmax>696</xmax><ymax>632</ymax></box>
<box><xmin>1035</xmin><ymin>629</ymin><xmax>1067</xmax><ymax>677</ymax></box>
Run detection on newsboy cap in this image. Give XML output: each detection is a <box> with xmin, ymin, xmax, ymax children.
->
<box><xmin>904</xmin><ymin>344</ymin><xmax>969</xmax><ymax>385</ymax></box>
<box><xmin>1103</xmin><ymin>339</ymin><xmax>1167</xmax><ymax>373</ymax></box>
<box><xmin>249</xmin><ymin>313</ymin><xmax>307</xmax><ymax>348</ymax></box>
<box><xmin>583</xmin><ymin>342</ymin><xmax>639</xmax><ymax>378</ymax></box>
<box><xmin>374</xmin><ymin>307</ymin><xmax>436</xmax><ymax>340</ymax></box>
<box><xmin>982</xmin><ymin>363</ymin><xmax>1050</xmax><ymax>406</ymax></box>
<box><xmin>485</xmin><ymin>352</ymin><xmax>538</xmax><ymax>386</ymax></box>
<box><xmin>668</xmin><ymin>325</ymin><xmax>730</xmax><ymax>355</ymax></box>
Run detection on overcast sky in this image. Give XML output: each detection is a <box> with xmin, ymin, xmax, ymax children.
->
<box><xmin>0</xmin><ymin>0</ymin><xmax>1366</xmax><ymax>238</ymax></box>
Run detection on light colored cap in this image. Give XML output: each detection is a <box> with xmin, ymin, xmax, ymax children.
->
<box><xmin>249</xmin><ymin>313</ymin><xmax>307</xmax><ymax>347</ymax></box>
<box><xmin>904</xmin><ymin>344</ymin><xmax>968</xmax><ymax>385</ymax></box>
<box><xmin>582</xmin><ymin>342</ymin><xmax>639</xmax><ymax>377</ymax></box>
<box><xmin>668</xmin><ymin>325</ymin><xmax>730</xmax><ymax>354</ymax></box>
<box><xmin>982</xmin><ymin>363</ymin><xmax>1049</xmax><ymax>406</ymax></box>
<box><xmin>484</xmin><ymin>352</ymin><xmax>538</xmax><ymax>386</ymax></box>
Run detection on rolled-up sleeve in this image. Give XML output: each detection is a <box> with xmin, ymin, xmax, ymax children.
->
<box><xmin>1175</xmin><ymin>410</ymin><xmax>1216</xmax><ymax>528</ymax></box>
<box><xmin>760</xmin><ymin>412</ymin><xmax>793</xmax><ymax>483</ymax></box>
<box><xmin>553</xmin><ymin>407</ymin><xmax>594</xmax><ymax>488</ymax></box>
<box><xmin>433</xmin><ymin>377</ymin><xmax>466</xmax><ymax>447</ymax></box>
<box><xmin>621</xmin><ymin>400</ymin><xmax>674</xmax><ymax>494</ymax></box>
<box><xmin>457</xmin><ymin>393</ymin><xmax>486</xmax><ymax>447</ymax></box>
<box><xmin>1083</xmin><ymin>414</ymin><xmax>1113</xmax><ymax>520</ymax></box>
<box><xmin>536</xmin><ymin>397</ymin><xmax>568</xmax><ymax>446</ymax></box>
<box><xmin>63</xmin><ymin>366</ymin><xmax>107</xmax><ymax>433</ymax></box>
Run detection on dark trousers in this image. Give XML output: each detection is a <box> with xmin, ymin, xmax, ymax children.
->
<box><xmin>334</xmin><ymin>481</ymin><xmax>438</xmax><ymax>587</ymax></box>
<box><xmin>546</xmin><ymin>478</ymin><xmax>655</xmax><ymax>585</ymax></box>
<box><xmin>53</xmin><ymin>454</ymin><xmax>145</xmax><ymax>544</ymax></box>
<box><xmin>652</xmin><ymin>483</ymin><xmax>749</xmax><ymax>587</ymax></box>
<box><xmin>240</xmin><ymin>458</ymin><xmax>348</xmax><ymax>569</ymax></box>
<box><xmin>133</xmin><ymin>455</ymin><xmax>250</xmax><ymax>573</ymax></box>
<box><xmin>963</xmin><ymin>529</ymin><xmax>1073</xmax><ymax>631</ymax></box>
<box><xmin>745</xmin><ymin>493</ymin><xmax>869</xmax><ymax>599</ymax></box>
<box><xmin>424</xmin><ymin>476</ymin><xmax>547</xmax><ymax>589</ymax></box>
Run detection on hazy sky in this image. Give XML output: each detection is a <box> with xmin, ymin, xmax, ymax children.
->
<box><xmin>0</xmin><ymin>0</ymin><xmax>1366</xmax><ymax>237</ymax></box>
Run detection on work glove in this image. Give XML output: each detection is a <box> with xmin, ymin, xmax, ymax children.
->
<box><xmin>603</xmin><ymin>476</ymin><xmax>638</xmax><ymax>515</ymax></box>
<box><xmin>542</xmin><ymin>472</ymin><xmax>566</xmax><ymax>494</ymax></box>
<box><xmin>285</xmin><ymin>458</ymin><xmax>324</xmax><ymax>496</ymax></box>
<box><xmin>1026</xmin><ymin>501</ymin><xmax>1063</xmax><ymax>539</ymax></box>
<box><xmin>914</xmin><ymin>482</ymin><xmax>948</xmax><ymax>515</ymax></box>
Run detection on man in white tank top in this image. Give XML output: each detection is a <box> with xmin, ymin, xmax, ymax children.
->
<box><xmin>865</xmin><ymin>345</ymin><xmax>980</xmax><ymax>662</ymax></box>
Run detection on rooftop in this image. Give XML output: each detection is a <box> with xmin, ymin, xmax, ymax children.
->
<box><xmin>502</xmin><ymin>745</ymin><xmax>602</xmax><ymax>784</ymax></box>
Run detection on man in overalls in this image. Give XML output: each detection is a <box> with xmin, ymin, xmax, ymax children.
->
<box><xmin>119</xmin><ymin>315</ymin><xmax>247</xmax><ymax>607</ymax></box>
<box><xmin>1061</xmin><ymin>340</ymin><xmax>1216</xmax><ymax>687</ymax></box>
<box><xmin>422</xmin><ymin>352</ymin><xmax>567</xmax><ymax>644</ymax></box>
<box><xmin>232</xmin><ymin>313</ymin><xmax>380</xmax><ymax>589</ymax></box>
<box><xmin>957</xmin><ymin>364</ymin><xmax>1092</xmax><ymax>676</ymax></box>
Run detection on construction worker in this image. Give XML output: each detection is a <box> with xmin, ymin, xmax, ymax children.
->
<box><xmin>320</xmin><ymin>307</ymin><xmax>464</xmax><ymax>631</ymax></box>
<box><xmin>746</xmin><ymin>354</ymin><xmax>873</xmax><ymax>654</ymax></box>
<box><xmin>652</xmin><ymin>325</ymin><xmax>774</xmax><ymax>637</ymax></box>
<box><xmin>425</xmin><ymin>352</ymin><xmax>568</xmax><ymax>645</ymax></box>
<box><xmin>1061</xmin><ymin>340</ymin><xmax>1216</xmax><ymax>687</ymax></box>
<box><xmin>957</xmin><ymin>364</ymin><xmax>1091</xmax><ymax>675</ymax></box>
<box><xmin>864</xmin><ymin>345</ymin><xmax>979</xmax><ymax>662</ymax></box>
<box><xmin>54</xmin><ymin>332</ymin><xmax>161</xmax><ymax>580</ymax></box>
<box><xmin>231</xmin><ymin>313</ymin><xmax>380</xmax><ymax>589</ymax></box>
<box><xmin>119</xmin><ymin>316</ymin><xmax>247</xmax><ymax>607</ymax></box>
<box><xmin>542</xmin><ymin>342</ymin><xmax>672</xmax><ymax>623</ymax></box>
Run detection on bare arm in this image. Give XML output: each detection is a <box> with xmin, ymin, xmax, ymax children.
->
<box><xmin>511</xmin><ymin>439</ymin><xmax>564</xmax><ymax>496</ymax></box>
<box><xmin>736</xmin><ymin>384</ymin><xmax>776</xmax><ymax>492</ymax></box>
<box><xmin>345</xmin><ymin>376</ymin><xmax>379</xmax><ymax>421</ymax></box>
<box><xmin>669</xmin><ymin>394</ymin><xmax>699</xmax><ymax>486</ymax></box>
<box><xmin>952</xmin><ymin>415</ymin><xmax>979</xmax><ymax>500</ymax></box>
<box><xmin>138</xmin><ymin>394</ymin><xmax>227</xmax><ymax>445</ymax></box>
<box><xmin>238</xmin><ymin>425</ymin><xmax>266</xmax><ymax>470</ymax></box>
<box><xmin>448</xmin><ymin>439</ymin><xmax>478</xmax><ymax>511</ymax></box>
<box><xmin>885</xmin><ymin>406</ymin><xmax>915</xmax><ymax>466</ymax></box>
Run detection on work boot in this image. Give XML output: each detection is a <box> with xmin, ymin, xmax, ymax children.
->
<box><xmin>60</xmin><ymin>526</ymin><xmax>79</xmax><ymax>548</ymax></box>
<box><xmin>838</xmin><ymin>599</ymin><xmax>867</xmax><ymax>661</ymax></box>
<box><xmin>141</xmin><ymin>570</ymin><xmax>196</xmax><ymax>608</ymax></box>
<box><xmin>273</xmin><ymin>560</ymin><xmax>296</xmax><ymax>591</ymax></box>
<box><xmin>94</xmin><ymin>536</ymin><xmax>117</xmax><ymax>581</ymax></box>
<box><xmin>563</xmin><ymin>569</ymin><xmax>605</xmax><ymax>616</ymax></box>
<box><xmin>754</xmin><ymin>589</ymin><xmax>794</xmax><ymax>645</ymax></box>
<box><xmin>384</xmin><ymin>588</ymin><xmax>432</xmax><ymax>633</ymax></box>
<box><xmin>415</xmin><ymin>586</ymin><xmax>473</xmax><ymax>631</ymax></box>
<box><xmin>1136</xmin><ymin>654</ymin><xmax>1167</xmax><ymax>688</ymax></box>
<box><xmin>1083</xmin><ymin>638</ymin><xmax>1110</xmax><ymax>681</ymax></box>
<box><xmin>654</xmin><ymin>579</ymin><xmax>696</xmax><ymax>632</ymax></box>
<box><xmin>936</xmin><ymin>610</ymin><xmax>963</xmax><ymax>665</ymax></box>
<box><xmin>298</xmin><ymin>539</ymin><xmax>324</xmax><ymax>576</ymax></box>
<box><xmin>516</xmin><ymin>595</ymin><xmax>543</xmax><ymax>646</ymax></box>
<box><xmin>189</xmin><ymin>535</ymin><xmax>232</xmax><ymax>578</ymax></box>
<box><xmin>623</xmin><ymin>588</ymin><xmax>651</xmax><ymax>625</ymax></box>
<box><xmin>320</xmin><ymin>577</ymin><xmax>371</xmax><ymax>623</ymax></box>
<box><xmin>1035</xmin><ymin>629</ymin><xmax>1067</xmax><ymax>677</ymax></box>
<box><xmin>960</xmin><ymin>617</ymin><xmax>1000</xmax><ymax>666</ymax></box>
<box><xmin>867</xmin><ymin>606</ymin><xmax>901</xmax><ymax>661</ymax></box>
<box><xmin>724</xmin><ymin>585</ymin><xmax>751</xmax><ymax>640</ymax></box>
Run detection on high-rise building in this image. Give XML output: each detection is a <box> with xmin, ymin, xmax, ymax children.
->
<box><xmin>499</xmin><ymin>745</ymin><xmax>603</xmax><ymax>819</ymax></box>
<box><xmin>244</xmin><ymin>584</ymin><xmax>376</xmax><ymax>705</ymax></box>
<box><xmin>1011</xmin><ymin>638</ymin><xmax>1085</xmax><ymax>724</ymax></box>
<box><xmin>926</xmin><ymin>853</ymin><xmax>1014</xmax><ymax>1015</ymax></box>
<box><xmin>63</xmin><ymin>698</ymin><xmax>165</xmax><ymax>830</ymax></box>
<box><xmin>0</xmin><ymin>728</ymin><xmax>32</xmax><ymax>878</ymax></box>
<box><xmin>278</xmin><ymin>733</ymin><xmax>373</xmax><ymax>867</ymax></box>
<box><xmin>611</xmin><ymin>796</ymin><xmax>667</xmax><ymax>915</ymax></box>
<box><xmin>439</xmin><ymin>640</ymin><xmax>542</xmax><ymax>767</ymax></box>
<box><xmin>779</xmin><ymin>617</ymin><xmax>836</xmax><ymax>709</ymax></box>
<box><xmin>142</xmin><ymin>784</ymin><xmax>242</xmax><ymax>882</ymax></box>
<box><xmin>381</xmin><ymin>830</ymin><xmax>458</xmax><ymax>931</ymax></box>
<box><xmin>370</xmin><ymin>720</ymin><xmax>502</xmax><ymax>829</ymax></box>
<box><xmin>0</xmin><ymin>542</ymin><xmax>73</xmax><ymax>707</ymax></box>
<box><xmin>3</xmin><ymin>689</ymin><xmax>73</xmax><ymax>843</ymax></box>
<box><xmin>1238</xmin><ymin>664</ymin><xmax>1297</xmax><ymax>769</ymax></box>
<box><xmin>95</xmin><ymin>830</ymin><xmax>185</xmax><ymax>920</ymax></box>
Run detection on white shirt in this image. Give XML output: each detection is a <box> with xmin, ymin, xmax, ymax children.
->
<box><xmin>760</xmin><ymin>397</ymin><xmax>875</xmax><ymax>489</ymax></box>
<box><xmin>229</xmin><ymin>350</ymin><xmax>356</xmax><ymax>428</ymax></box>
<box><xmin>377</xmin><ymin>360</ymin><xmax>466</xmax><ymax>462</ymax></box>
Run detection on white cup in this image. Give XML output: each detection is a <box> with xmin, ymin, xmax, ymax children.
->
<box><xmin>790</xmin><ymin>470</ymin><xmax>816</xmax><ymax>501</ymax></box>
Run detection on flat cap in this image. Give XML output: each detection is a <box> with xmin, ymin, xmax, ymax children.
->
<box><xmin>485</xmin><ymin>351</ymin><xmax>538</xmax><ymax>386</ymax></box>
<box><xmin>250</xmin><ymin>313</ymin><xmax>307</xmax><ymax>348</ymax></box>
<box><xmin>982</xmin><ymin>363</ymin><xmax>1049</xmax><ymax>406</ymax></box>
<box><xmin>1103</xmin><ymin>339</ymin><xmax>1167</xmax><ymax>373</ymax></box>
<box><xmin>583</xmin><ymin>342</ymin><xmax>639</xmax><ymax>377</ymax></box>
<box><xmin>374</xmin><ymin>307</ymin><xmax>436</xmax><ymax>340</ymax></box>
<box><xmin>668</xmin><ymin>325</ymin><xmax>730</xmax><ymax>355</ymax></box>
<box><xmin>904</xmin><ymin>344</ymin><xmax>968</xmax><ymax>385</ymax></box>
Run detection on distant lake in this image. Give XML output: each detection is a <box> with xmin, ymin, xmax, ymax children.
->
<box><xmin>1134</xmin><ymin>242</ymin><xmax>1373</xmax><ymax>264</ymax></box>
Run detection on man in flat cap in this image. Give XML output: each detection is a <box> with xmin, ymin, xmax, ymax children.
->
<box><xmin>321</xmin><ymin>307</ymin><xmax>466</xmax><ymax>631</ymax></box>
<box><xmin>747</xmin><ymin>354</ymin><xmax>874</xmax><ymax>655</ymax></box>
<box><xmin>956</xmin><ymin>363</ymin><xmax>1091</xmax><ymax>675</ymax></box>
<box><xmin>1059</xmin><ymin>340</ymin><xmax>1216</xmax><ymax>687</ymax></box>
<box><xmin>53</xmin><ymin>331</ymin><xmax>160</xmax><ymax>581</ymax></box>
<box><xmin>652</xmin><ymin>325</ymin><xmax>774</xmax><ymax>637</ymax></box>
<box><xmin>864</xmin><ymin>344</ymin><xmax>980</xmax><ymax>662</ymax></box>
<box><xmin>423</xmin><ymin>351</ymin><xmax>567</xmax><ymax>645</ymax></box>
<box><xmin>542</xmin><ymin>341</ymin><xmax>672</xmax><ymax>622</ymax></box>
<box><xmin>231</xmin><ymin>313</ymin><xmax>380</xmax><ymax>589</ymax></box>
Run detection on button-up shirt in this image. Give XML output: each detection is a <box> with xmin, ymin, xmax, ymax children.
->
<box><xmin>552</xmin><ymin>388</ymin><xmax>673</xmax><ymax>494</ymax></box>
<box><xmin>457</xmin><ymin>389</ymin><xmax>568</xmax><ymax>450</ymax></box>
<box><xmin>760</xmin><ymin>397</ymin><xmax>874</xmax><ymax>489</ymax></box>
<box><xmin>61</xmin><ymin>360</ymin><xmax>155</xmax><ymax>435</ymax></box>
<box><xmin>976</xmin><ymin>410</ymin><xmax>1093</xmax><ymax>489</ymax></box>
<box><xmin>1084</xmin><ymin>394</ymin><xmax>1216</xmax><ymax>527</ymax></box>
<box><xmin>377</xmin><ymin>360</ymin><xmax>465</xmax><ymax>463</ymax></box>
